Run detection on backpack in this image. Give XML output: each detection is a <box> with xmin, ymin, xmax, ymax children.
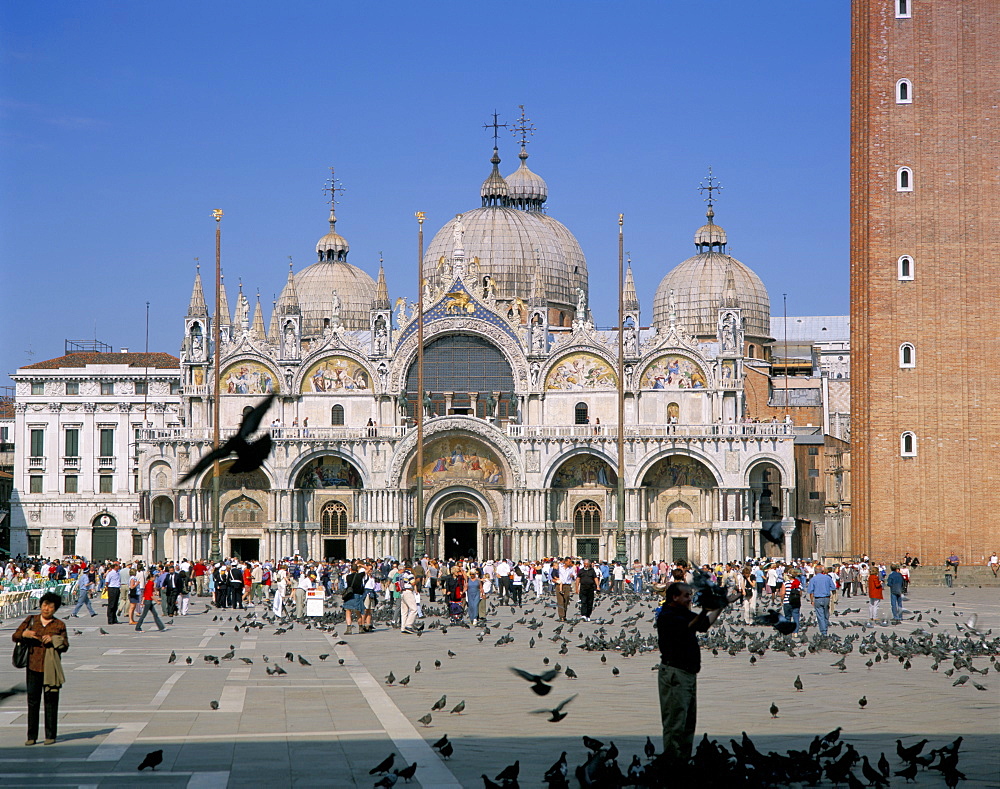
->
<box><xmin>788</xmin><ymin>587</ymin><xmax>801</xmax><ymax>607</ymax></box>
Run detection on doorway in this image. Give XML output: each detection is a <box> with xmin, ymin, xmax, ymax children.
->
<box><xmin>444</xmin><ymin>522</ymin><xmax>477</xmax><ymax>559</ymax></box>
<box><xmin>91</xmin><ymin>526</ymin><xmax>117</xmax><ymax>562</ymax></box>
<box><xmin>324</xmin><ymin>538</ymin><xmax>347</xmax><ymax>561</ymax></box>
<box><xmin>230</xmin><ymin>538</ymin><xmax>260</xmax><ymax>561</ymax></box>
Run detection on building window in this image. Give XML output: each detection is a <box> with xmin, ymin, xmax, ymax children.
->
<box><xmin>64</xmin><ymin>475</ymin><xmax>78</xmax><ymax>493</ymax></box>
<box><xmin>65</xmin><ymin>428</ymin><xmax>79</xmax><ymax>458</ymax></box>
<box><xmin>321</xmin><ymin>501</ymin><xmax>349</xmax><ymax>536</ymax></box>
<box><xmin>896</xmin><ymin>167</ymin><xmax>913</xmax><ymax>192</ymax></box>
<box><xmin>0</xmin><ymin>426</ymin><xmax>7</xmax><ymax>443</ymax></box>
<box><xmin>899</xmin><ymin>343</ymin><xmax>915</xmax><ymax>368</ymax></box>
<box><xmin>29</xmin><ymin>475</ymin><xmax>43</xmax><ymax>493</ymax></box>
<box><xmin>331</xmin><ymin>404</ymin><xmax>345</xmax><ymax>426</ymax></box>
<box><xmin>99</xmin><ymin>474</ymin><xmax>113</xmax><ymax>493</ymax></box>
<box><xmin>135</xmin><ymin>381</ymin><xmax>148</xmax><ymax>395</ymax></box>
<box><xmin>63</xmin><ymin>531</ymin><xmax>76</xmax><ymax>556</ymax></box>
<box><xmin>807</xmin><ymin>446</ymin><xmax>819</xmax><ymax>456</ymax></box>
<box><xmin>901</xmin><ymin>432</ymin><xmax>917</xmax><ymax>457</ymax></box>
<box><xmin>896</xmin><ymin>0</ymin><xmax>911</xmax><ymax>18</ymax></box>
<box><xmin>896</xmin><ymin>78</ymin><xmax>912</xmax><ymax>103</ymax></box>
<box><xmin>27</xmin><ymin>532</ymin><xmax>41</xmax><ymax>555</ymax></box>
<box><xmin>574</xmin><ymin>402</ymin><xmax>589</xmax><ymax>425</ymax></box>
<box><xmin>29</xmin><ymin>429</ymin><xmax>44</xmax><ymax>457</ymax></box>
<box><xmin>170</xmin><ymin>381</ymin><xmax>181</xmax><ymax>394</ymax></box>
<box><xmin>573</xmin><ymin>500</ymin><xmax>602</xmax><ymax>535</ymax></box>
<box><xmin>132</xmin><ymin>531</ymin><xmax>143</xmax><ymax>556</ymax></box>
<box><xmin>100</xmin><ymin>428</ymin><xmax>115</xmax><ymax>457</ymax></box>
<box><xmin>31</xmin><ymin>382</ymin><xmax>44</xmax><ymax>395</ymax></box>
<box><xmin>65</xmin><ymin>382</ymin><xmax>79</xmax><ymax>395</ymax></box>
<box><xmin>898</xmin><ymin>255</ymin><xmax>914</xmax><ymax>280</ymax></box>
<box><xmin>808</xmin><ymin>491</ymin><xmax>821</xmax><ymax>500</ymax></box>
<box><xmin>808</xmin><ymin>468</ymin><xmax>820</xmax><ymax>477</ymax></box>
<box><xmin>100</xmin><ymin>381</ymin><xmax>114</xmax><ymax>395</ymax></box>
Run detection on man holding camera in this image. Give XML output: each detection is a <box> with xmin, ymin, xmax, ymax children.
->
<box><xmin>656</xmin><ymin>580</ymin><xmax>736</xmax><ymax>768</ymax></box>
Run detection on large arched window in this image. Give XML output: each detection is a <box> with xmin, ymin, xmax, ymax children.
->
<box><xmin>900</xmin><ymin>432</ymin><xmax>917</xmax><ymax>457</ymax></box>
<box><xmin>574</xmin><ymin>500</ymin><xmax>601</xmax><ymax>535</ymax></box>
<box><xmin>898</xmin><ymin>255</ymin><xmax>914</xmax><ymax>280</ymax></box>
<box><xmin>899</xmin><ymin>343</ymin><xmax>915</xmax><ymax>368</ymax></box>
<box><xmin>574</xmin><ymin>402</ymin><xmax>589</xmax><ymax>425</ymax></box>
<box><xmin>896</xmin><ymin>78</ymin><xmax>912</xmax><ymax>103</ymax></box>
<box><xmin>405</xmin><ymin>334</ymin><xmax>515</xmax><ymax>419</ymax></box>
<box><xmin>331</xmin><ymin>404</ymin><xmax>345</xmax><ymax>425</ymax></box>
<box><xmin>321</xmin><ymin>501</ymin><xmax>349</xmax><ymax>536</ymax></box>
<box><xmin>897</xmin><ymin>167</ymin><xmax>913</xmax><ymax>192</ymax></box>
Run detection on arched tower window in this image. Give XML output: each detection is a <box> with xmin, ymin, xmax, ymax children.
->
<box><xmin>899</xmin><ymin>343</ymin><xmax>915</xmax><ymax>368</ymax></box>
<box><xmin>897</xmin><ymin>167</ymin><xmax>913</xmax><ymax>192</ymax></box>
<box><xmin>574</xmin><ymin>402</ymin><xmax>589</xmax><ymax>425</ymax></box>
<box><xmin>321</xmin><ymin>501</ymin><xmax>349</xmax><ymax>536</ymax></box>
<box><xmin>900</xmin><ymin>432</ymin><xmax>917</xmax><ymax>457</ymax></box>
<box><xmin>747</xmin><ymin>344</ymin><xmax>756</xmax><ymax>359</ymax></box>
<box><xmin>896</xmin><ymin>0</ymin><xmax>911</xmax><ymax>19</ymax></box>
<box><xmin>897</xmin><ymin>255</ymin><xmax>914</xmax><ymax>280</ymax></box>
<box><xmin>896</xmin><ymin>78</ymin><xmax>912</xmax><ymax>103</ymax></box>
<box><xmin>331</xmin><ymin>404</ymin><xmax>345</xmax><ymax>425</ymax></box>
<box><xmin>573</xmin><ymin>500</ymin><xmax>601</xmax><ymax>535</ymax></box>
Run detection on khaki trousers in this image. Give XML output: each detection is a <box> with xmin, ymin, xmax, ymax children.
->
<box><xmin>555</xmin><ymin>585</ymin><xmax>572</xmax><ymax>620</ymax></box>
<box><xmin>658</xmin><ymin>664</ymin><xmax>697</xmax><ymax>765</ymax></box>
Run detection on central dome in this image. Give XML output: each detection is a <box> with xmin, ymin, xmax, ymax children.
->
<box><xmin>422</xmin><ymin>149</ymin><xmax>587</xmax><ymax>320</ymax></box>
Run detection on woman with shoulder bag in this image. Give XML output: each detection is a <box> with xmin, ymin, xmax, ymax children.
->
<box><xmin>342</xmin><ymin>562</ymin><xmax>366</xmax><ymax>635</ymax></box>
<box><xmin>12</xmin><ymin>591</ymin><xmax>69</xmax><ymax>746</ymax></box>
<box><xmin>779</xmin><ymin>569</ymin><xmax>802</xmax><ymax>632</ymax></box>
<box><xmin>127</xmin><ymin>568</ymin><xmax>142</xmax><ymax>625</ymax></box>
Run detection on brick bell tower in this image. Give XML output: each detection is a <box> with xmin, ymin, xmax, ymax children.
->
<box><xmin>850</xmin><ymin>0</ymin><xmax>1000</xmax><ymax>565</ymax></box>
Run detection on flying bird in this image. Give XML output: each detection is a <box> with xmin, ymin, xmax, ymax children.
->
<box><xmin>509</xmin><ymin>666</ymin><xmax>559</xmax><ymax>696</ymax></box>
<box><xmin>179</xmin><ymin>394</ymin><xmax>275</xmax><ymax>483</ymax></box>
<box><xmin>531</xmin><ymin>694</ymin><xmax>578</xmax><ymax>722</ymax></box>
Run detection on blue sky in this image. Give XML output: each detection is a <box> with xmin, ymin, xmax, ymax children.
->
<box><xmin>1</xmin><ymin>1</ymin><xmax>849</xmax><ymax>384</ymax></box>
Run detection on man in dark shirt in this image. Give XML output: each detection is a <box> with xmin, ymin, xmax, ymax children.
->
<box><xmin>656</xmin><ymin>582</ymin><xmax>733</xmax><ymax>767</ymax></box>
<box><xmin>576</xmin><ymin>559</ymin><xmax>599</xmax><ymax>621</ymax></box>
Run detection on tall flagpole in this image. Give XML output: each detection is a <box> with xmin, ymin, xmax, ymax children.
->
<box><xmin>414</xmin><ymin>212</ymin><xmax>426</xmax><ymax>560</ymax></box>
<box><xmin>616</xmin><ymin>213</ymin><xmax>627</xmax><ymax>564</ymax></box>
<box><xmin>210</xmin><ymin>209</ymin><xmax>223</xmax><ymax>562</ymax></box>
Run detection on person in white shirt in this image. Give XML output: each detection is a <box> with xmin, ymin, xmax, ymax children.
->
<box><xmin>398</xmin><ymin>569</ymin><xmax>418</xmax><ymax>634</ymax></box>
<box><xmin>495</xmin><ymin>559</ymin><xmax>512</xmax><ymax>603</ymax></box>
<box><xmin>272</xmin><ymin>565</ymin><xmax>288</xmax><ymax>616</ymax></box>
<box><xmin>295</xmin><ymin>571</ymin><xmax>315</xmax><ymax>618</ymax></box>
<box><xmin>554</xmin><ymin>558</ymin><xmax>577</xmax><ymax>621</ymax></box>
<box><xmin>990</xmin><ymin>553</ymin><xmax>999</xmax><ymax>578</ymax></box>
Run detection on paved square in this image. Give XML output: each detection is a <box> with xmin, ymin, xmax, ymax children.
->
<box><xmin>1</xmin><ymin>587</ymin><xmax>997</xmax><ymax>787</ymax></box>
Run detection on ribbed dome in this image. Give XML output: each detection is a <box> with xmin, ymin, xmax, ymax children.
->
<box><xmin>694</xmin><ymin>207</ymin><xmax>728</xmax><ymax>248</ymax></box>
<box><xmin>316</xmin><ymin>209</ymin><xmax>350</xmax><ymax>262</ymax></box>
<box><xmin>296</xmin><ymin>261</ymin><xmax>376</xmax><ymax>334</ymax></box>
<box><xmin>481</xmin><ymin>148</ymin><xmax>509</xmax><ymax>207</ymax></box>
<box><xmin>505</xmin><ymin>148</ymin><xmax>548</xmax><ymax>210</ymax></box>
<box><xmin>423</xmin><ymin>206</ymin><xmax>587</xmax><ymax>312</ymax></box>
<box><xmin>652</xmin><ymin>251</ymin><xmax>771</xmax><ymax>341</ymax></box>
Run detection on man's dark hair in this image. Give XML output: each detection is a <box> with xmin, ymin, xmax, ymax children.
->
<box><xmin>664</xmin><ymin>582</ymin><xmax>691</xmax><ymax>602</ymax></box>
<box><xmin>39</xmin><ymin>591</ymin><xmax>62</xmax><ymax>611</ymax></box>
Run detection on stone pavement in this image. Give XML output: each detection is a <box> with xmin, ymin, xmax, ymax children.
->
<box><xmin>0</xmin><ymin>586</ymin><xmax>997</xmax><ymax>788</ymax></box>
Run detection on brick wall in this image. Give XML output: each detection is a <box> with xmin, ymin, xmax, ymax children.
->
<box><xmin>851</xmin><ymin>0</ymin><xmax>1000</xmax><ymax>566</ymax></box>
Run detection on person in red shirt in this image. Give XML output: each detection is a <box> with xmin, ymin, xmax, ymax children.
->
<box><xmin>193</xmin><ymin>560</ymin><xmax>208</xmax><ymax>597</ymax></box>
<box><xmin>135</xmin><ymin>576</ymin><xmax>166</xmax><ymax>632</ymax></box>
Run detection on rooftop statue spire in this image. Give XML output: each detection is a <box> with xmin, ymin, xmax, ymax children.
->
<box><xmin>623</xmin><ymin>260</ymin><xmax>639</xmax><ymax>313</ymax></box>
<box><xmin>372</xmin><ymin>258</ymin><xmax>391</xmax><ymax>311</ymax></box>
<box><xmin>187</xmin><ymin>260</ymin><xmax>209</xmax><ymax>318</ymax></box>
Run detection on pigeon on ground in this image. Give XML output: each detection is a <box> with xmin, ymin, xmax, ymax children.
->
<box><xmin>769</xmin><ymin>702</ymin><xmax>779</xmax><ymax>718</ymax></box>
<box><xmin>319</xmin><ymin>654</ymin><xmax>329</xmax><ymax>661</ymax></box>
<box><xmin>449</xmin><ymin>700</ymin><xmax>465</xmax><ymax>714</ymax></box>
<box><xmin>0</xmin><ymin>684</ymin><xmax>28</xmax><ymax>703</ymax></box>
<box><xmin>137</xmin><ymin>749</ymin><xmax>164</xmax><ymax>771</ymax></box>
<box><xmin>179</xmin><ymin>394</ymin><xmax>275</xmax><ymax>483</ymax></box>
<box><xmin>185</xmin><ymin>656</ymin><xmax>192</xmax><ymax>665</ymax></box>
<box><xmin>99</xmin><ymin>628</ymin><xmax>109</xmax><ymax>635</ymax></box>
<box><xmin>297</xmin><ymin>655</ymin><xmax>311</xmax><ymax>666</ymax></box>
<box><xmin>859</xmin><ymin>696</ymin><xmax>868</xmax><ymax>709</ymax></box>
<box><xmin>369</xmin><ymin>753</ymin><xmax>396</xmax><ymax>775</ymax></box>
<box><xmin>240</xmin><ymin>657</ymin><xmax>253</xmax><ymax>665</ymax></box>
<box><xmin>431</xmin><ymin>695</ymin><xmax>447</xmax><ymax>711</ymax></box>
<box><xmin>794</xmin><ymin>675</ymin><xmax>803</xmax><ymax>691</ymax></box>
<box><xmin>394</xmin><ymin>761</ymin><xmax>418</xmax><ymax>782</ymax></box>
<box><xmin>168</xmin><ymin>650</ymin><xmax>176</xmax><ymax>664</ymax></box>
<box><xmin>417</xmin><ymin>713</ymin><xmax>432</xmax><ymax>727</ymax></box>
<box><xmin>495</xmin><ymin>761</ymin><xmax>519</xmax><ymax>782</ymax></box>
<box><xmin>438</xmin><ymin>740</ymin><xmax>453</xmax><ymax>758</ymax></box>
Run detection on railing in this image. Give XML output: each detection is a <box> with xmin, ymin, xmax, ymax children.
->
<box><xmin>63</xmin><ymin>456</ymin><xmax>81</xmax><ymax>470</ymax></box>
<box><xmin>184</xmin><ymin>385</ymin><xmax>209</xmax><ymax>396</ymax></box>
<box><xmin>27</xmin><ymin>456</ymin><xmax>45</xmax><ymax>469</ymax></box>
<box><xmin>98</xmin><ymin>456</ymin><xmax>115</xmax><ymax>469</ymax></box>
<box><xmin>507</xmin><ymin>423</ymin><xmax>795</xmax><ymax>439</ymax></box>
<box><xmin>139</xmin><ymin>425</ymin><xmax>409</xmax><ymax>441</ymax></box>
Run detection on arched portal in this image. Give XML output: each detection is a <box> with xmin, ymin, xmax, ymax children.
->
<box><xmin>573</xmin><ymin>500</ymin><xmax>602</xmax><ymax>561</ymax></box>
<box><xmin>320</xmin><ymin>501</ymin><xmax>349</xmax><ymax>560</ymax></box>
<box><xmin>433</xmin><ymin>493</ymin><xmax>483</xmax><ymax>560</ymax></box>
<box><xmin>642</xmin><ymin>454</ymin><xmax>717</xmax><ymax>566</ymax></box>
<box><xmin>91</xmin><ymin>513</ymin><xmax>118</xmax><ymax>562</ymax></box>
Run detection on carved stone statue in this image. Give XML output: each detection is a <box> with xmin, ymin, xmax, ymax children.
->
<box><xmin>373</xmin><ymin>322</ymin><xmax>388</xmax><ymax>355</ymax></box>
<box><xmin>625</xmin><ymin>324</ymin><xmax>638</xmax><ymax>355</ymax></box>
<box><xmin>721</xmin><ymin>312</ymin><xmax>739</xmax><ymax>352</ymax></box>
<box><xmin>236</xmin><ymin>292</ymin><xmax>249</xmax><ymax>330</ymax></box>
<box><xmin>485</xmin><ymin>392</ymin><xmax>497</xmax><ymax>417</ymax></box>
<box><xmin>395</xmin><ymin>298</ymin><xmax>408</xmax><ymax>329</ymax></box>
<box><xmin>575</xmin><ymin>287</ymin><xmax>587</xmax><ymax>321</ymax></box>
<box><xmin>530</xmin><ymin>361</ymin><xmax>541</xmax><ymax>386</ymax></box>
<box><xmin>330</xmin><ymin>290</ymin><xmax>342</xmax><ymax>328</ymax></box>
<box><xmin>453</xmin><ymin>214</ymin><xmax>465</xmax><ymax>249</ymax></box>
<box><xmin>282</xmin><ymin>321</ymin><xmax>296</xmax><ymax>357</ymax></box>
<box><xmin>377</xmin><ymin>361</ymin><xmax>389</xmax><ymax>388</ymax></box>
<box><xmin>532</xmin><ymin>322</ymin><xmax>546</xmax><ymax>352</ymax></box>
<box><xmin>190</xmin><ymin>330</ymin><xmax>204</xmax><ymax>360</ymax></box>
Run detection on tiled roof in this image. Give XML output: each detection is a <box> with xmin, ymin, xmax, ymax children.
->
<box><xmin>0</xmin><ymin>401</ymin><xmax>14</xmax><ymax>419</ymax></box>
<box><xmin>21</xmin><ymin>352</ymin><xmax>180</xmax><ymax>370</ymax></box>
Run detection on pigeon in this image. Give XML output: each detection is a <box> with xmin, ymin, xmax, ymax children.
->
<box><xmin>374</xmin><ymin>774</ymin><xmax>398</xmax><ymax>789</ymax></box>
<box><xmin>99</xmin><ymin>628</ymin><xmax>109</xmax><ymax>635</ymax></box>
<box><xmin>447</xmin><ymin>650</ymin><xmax>456</xmax><ymax>658</ymax></box>
<box><xmin>414</xmin><ymin>661</ymin><xmax>421</xmax><ymax>673</ymax></box>
<box><xmin>769</xmin><ymin>702</ymin><xmax>779</xmax><ymax>718</ymax></box>
<box><xmin>394</xmin><ymin>761</ymin><xmax>418</xmax><ymax>782</ymax></box>
<box><xmin>0</xmin><ymin>684</ymin><xmax>28</xmax><ymax>703</ymax></box>
<box><xmin>644</xmin><ymin>736</ymin><xmax>656</xmax><ymax>759</ymax></box>
<box><xmin>137</xmin><ymin>749</ymin><xmax>164</xmax><ymax>771</ymax></box>
<box><xmin>972</xmin><ymin>681</ymin><xmax>988</xmax><ymax>691</ymax></box>
<box><xmin>794</xmin><ymin>675</ymin><xmax>803</xmax><ymax>691</ymax></box>
<box><xmin>952</xmin><ymin>675</ymin><xmax>969</xmax><ymax>687</ymax></box>
<box><xmin>168</xmin><ymin>650</ymin><xmax>176</xmax><ymax>664</ymax></box>
<box><xmin>565</xmin><ymin>666</ymin><xmax>577</xmax><ymax>679</ymax></box>
<box><xmin>531</xmin><ymin>694</ymin><xmax>577</xmax><ymax>722</ymax></box>
<box><xmin>431</xmin><ymin>695</ymin><xmax>447</xmax><ymax>711</ymax></box>
<box><xmin>582</xmin><ymin>735</ymin><xmax>604</xmax><ymax>752</ymax></box>
<box><xmin>431</xmin><ymin>734</ymin><xmax>449</xmax><ymax>751</ymax></box>
<box><xmin>399</xmin><ymin>675</ymin><xmax>411</xmax><ymax>687</ymax></box>
<box><xmin>285</xmin><ymin>652</ymin><xmax>295</xmax><ymax>662</ymax></box>
<box><xmin>318</xmin><ymin>654</ymin><xmax>329</xmax><ymax>661</ymax></box>
<box><xmin>896</xmin><ymin>738</ymin><xmax>928</xmax><ymax>762</ymax></box>
<box><xmin>369</xmin><ymin>753</ymin><xmax>396</xmax><ymax>775</ymax></box>
<box><xmin>495</xmin><ymin>761</ymin><xmax>519</xmax><ymax>782</ymax></box>
<box><xmin>509</xmin><ymin>666</ymin><xmax>559</xmax><ymax>696</ymax></box>
<box><xmin>438</xmin><ymin>740</ymin><xmax>453</xmax><ymax>759</ymax></box>
<box><xmin>449</xmin><ymin>700</ymin><xmax>465</xmax><ymax>714</ymax></box>
<box><xmin>179</xmin><ymin>394</ymin><xmax>275</xmax><ymax>483</ymax></box>
<box><xmin>481</xmin><ymin>776</ymin><xmax>504</xmax><ymax>789</ymax></box>
<box><xmin>240</xmin><ymin>657</ymin><xmax>253</xmax><ymax>665</ymax></box>
<box><xmin>210</xmin><ymin>700</ymin><xmax>219</xmax><ymax>710</ymax></box>
<box><xmin>859</xmin><ymin>695</ymin><xmax>868</xmax><ymax>709</ymax></box>
<box><xmin>185</xmin><ymin>656</ymin><xmax>192</xmax><ymax>665</ymax></box>
<box><xmin>544</xmin><ymin>752</ymin><xmax>568</xmax><ymax>783</ymax></box>
<box><xmin>434</xmin><ymin>660</ymin><xmax>442</xmax><ymax>669</ymax></box>
<box><xmin>297</xmin><ymin>655</ymin><xmax>311</xmax><ymax>666</ymax></box>
<box><xmin>611</xmin><ymin>666</ymin><xmax>620</xmax><ymax>677</ymax></box>
<box><xmin>861</xmin><ymin>755</ymin><xmax>889</xmax><ymax>788</ymax></box>
<box><xmin>417</xmin><ymin>713</ymin><xmax>432</xmax><ymax>727</ymax></box>
<box><xmin>385</xmin><ymin>671</ymin><xmax>395</xmax><ymax>685</ymax></box>
<box><xmin>895</xmin><ymin>762</ymin><xmax>919</xmax><ymax>783</ymax></box>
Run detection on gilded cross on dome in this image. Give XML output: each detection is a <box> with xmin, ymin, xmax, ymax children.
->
<box><xmin>698</xmin><ymin>167</ymin><xmax>723</xmax><ymax>206</ymax></box>
<box><xmin>512</xmin><ymin>104</ymin><xmax>535</xmax><ymax>148</ymax></box>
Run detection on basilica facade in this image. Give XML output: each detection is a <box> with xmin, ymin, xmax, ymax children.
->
<box><xmin>139</xmin><ymin>142</ymin><xmax>797</xmax><ymax>566</ymax></box>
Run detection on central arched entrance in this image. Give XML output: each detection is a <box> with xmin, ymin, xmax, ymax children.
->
<box><xmin>435</xmin><ymin>494</ymin><xmax>482</xmax><ymax>560</ymax></box>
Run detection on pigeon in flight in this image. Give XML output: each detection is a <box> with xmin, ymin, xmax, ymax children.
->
<box><xmin>531</xmin><ymin>694</ymin><xmax>577</xmax><ymax>722</ymax></box>
<box><xmin>179</xmin><ymin>395</ymin><xmax>275</xmax><ymax>483</ymax></box>
<box><xmin>509</xmin><ymin>666</ymin><xmax>559</xmax><ymax>696</ymax></box>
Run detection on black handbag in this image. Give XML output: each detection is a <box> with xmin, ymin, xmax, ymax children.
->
<box><xmin>12</xmin><ymin>617</ymin><xmax>34</xmax><ymax>669</ymax></box>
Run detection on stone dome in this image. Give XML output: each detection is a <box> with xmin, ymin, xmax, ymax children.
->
<box><xmin>296</xmin><ymin>210</ymin><xmax>376</xmax><ymax>335</ymax></box>
<box><xmin>651</xmin><ymin>210</ymin><xmax>771</xmax><ymax>341</ymax></box>
<box><xmin>505</xmin><ymin>148</ymin><xmax>548</xmax><ymax>210</ymax></box>
<box><xmin>423</xmin><ymin>207</ymin><xmax>587</xmax><ymax>314</ymax></box>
